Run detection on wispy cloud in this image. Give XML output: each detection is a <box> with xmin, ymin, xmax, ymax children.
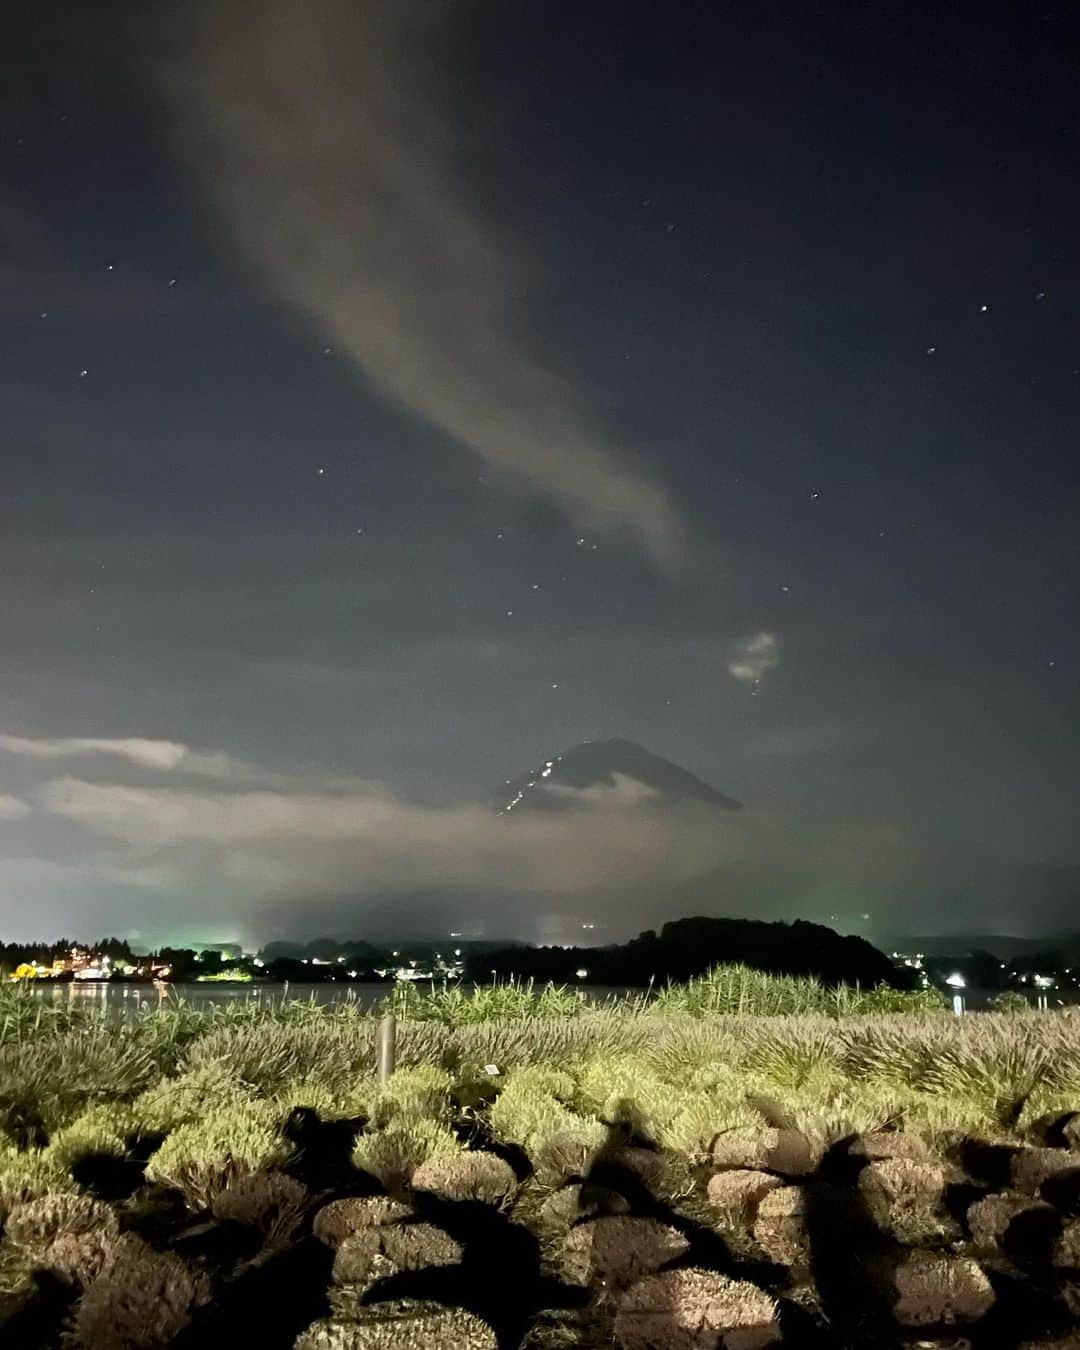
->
<box><xmin>0</xmin><ymin>734</ymin><xmax>239</xmax><ymax>778</ymax></box>
<box><xmin>163</xmin><ymin>0</ymin><xmax>681</xmax><ymax>561</ymax></box>
<box><xmin>0</xmin><ymin>795</ymin><xmax>29</xmax><ymax>821</ymax></box>
<box><xmin>728</xmin><ymin>631</ymin><xmax>780</xmax><ymax>686</ymax></box>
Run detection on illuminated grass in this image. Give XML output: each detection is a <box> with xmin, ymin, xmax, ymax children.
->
<box><xmin>143</xmin><ymin>1102</ymin><xmax>293</xmax><ymax>1210</ymax></box>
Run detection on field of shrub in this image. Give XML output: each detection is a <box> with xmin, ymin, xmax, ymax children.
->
<box><xmin>1</xmin><ymin>967</ymin><xmax>1078</xmax><ymax>1349</ymax></box>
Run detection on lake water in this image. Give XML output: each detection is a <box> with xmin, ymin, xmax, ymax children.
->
<box><xmin>20</xmin><ymin>981</ymin><xmax>637</xmax><ymax>1019</ymax></box>
<box><xmin>24</xmin><ymin>981</ymin><xmax>407</xmax><ymax>1017</ymax></box>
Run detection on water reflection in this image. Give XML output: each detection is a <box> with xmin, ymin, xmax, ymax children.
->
<box><xmin>25</xmin><ymin>981</ymin><xmax>402</xmax><ymax>1020</ymax></box>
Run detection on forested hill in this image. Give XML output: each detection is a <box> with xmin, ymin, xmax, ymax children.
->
<box><xmin>468</xmin><ymin>916</ymin><xmax>907</xmax><ymax>989</ymax></box>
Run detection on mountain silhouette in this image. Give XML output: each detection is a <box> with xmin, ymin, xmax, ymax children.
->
<box><xmin>498</xmin><ymin>737</ymin><xmax>742</xmax><ymax>814</ymax></box>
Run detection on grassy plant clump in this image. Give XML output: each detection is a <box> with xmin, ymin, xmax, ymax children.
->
<box><xmin>706</xmin><ymin>1169</ymin><xmax>784</xmax><ymax>1228</ymax></box>
<box><xmin>652</xmin><ymin>964</ymin><xmax>834</xmax><ymax>1018</ymax></box>
<box><xmin>209</xmin><ymin>1172</ymin><xmax>309</xmax><ymax>1247</ymax></box>
<box><xmin>313</xmin><ymin>1196</ymin><xmax>412</xmax><ymax>1248</ymax></box>
<box><xmin>774</xmin><ymin>1082</ymin><xmax>908</xmax><ymax>1151</ymax></box>
<box><xmin>271</xmin><ymin>1062</ymin><xmax>446</xmax><ymax>1128</ymax></box>
<box><xmin>0</xmin><ymin>1147</ymin><xmax>75</xmax><ymax>1223</ymax></box>
<box><xmin>889</xmin><ymin>1253</ymin><xmax>996</xmax><ymax>1327</ymax></box>
<box><xmin>1054</xmin><ymin>1217</ymin><xmax>1080</xmax><ymax>1270</ymax></box>
<box><xmin>563</xmin><ymin>1215</ymin><xmax>689</xmax><ymax>1292</ymax></box>
<box><xmin>351</xmin><ymin>1119</ymin><xmax>460</xmax><ymax>1193</ymax></box>
<box><xmin>295</xmin><ymin>1302</ymin><xmax>497</xmax><ymax>1350</ymax></box>
<box><xmin>740</xmin><ymin>1023</ymin><xmax>844</xmax><ymax>1089</ymax></box>
<box><xmin>1009</xmin><ymin>1145</ymin><xmax>1080</xmax><ymax>1194</ymax></box>
<box><xmin>423</xmin><ymin>1013</ymin><xmax>651</xmax><ymax>1079</ymax></box>
<box><xmin>847</xmin><ymin>1130</ymin><xmax>929</xmax><ymax>1163</ymax></box>
<box><xmin>66</xmin><ymin>1234</ymin><xmax>211</xmax><ymax>1349</ymax></box>
<box><xmin>489</xmin><ymin>1066</ymin><xmax>604</xmax><ymax>1184</ymax></box>
<box><xmin>182</xmin><ymin>1020</ymin><xmax>375</xmax><ymax>1096</ymax></box>
<box><xmin>272</xmin><ymin>1074</ymin><xmax>370</xmax><ymax>1122</ymax></box>
<box><xmin>966</xmin><ymin>1193</ymin><xmax>1060</xmax><ymax>1252</ymax></box>
<box><xmin>857</xmin><ymin>1158</ymin><xmax>946</xmax><ymax>1239</ymax></box>
<box><xmin>46</xmin><ymin>1104</ymin><xmax>137</xmax><ymax>1172</ymax></box>
<box><xmin>410</xmin><ymin>1150</ymin><xmax>517</xmax><ymax>1206</ymax></box>
<box><xmin>131</xmin><ymin>1061</ymin><xmax>255</xmax><ymax>1135</ymax></box>
<box><xmin>0</xmin><ymin>1028</ymin><xmax>157</xmax><ymax>1140</ymax></box>
<box><xmin>0</xmin><ymin>985</ymin><xmax>92</xmax><ymax>1045</ymax></box>
<box><xmin>1019</xmin><ymin>1093</ymin><xmax>1080</xmax><ymax>1142</ymax></box>
<box><xmin>590</xmin><ymin>1144</ymin><xmax>671</xmax><ymax>1195</ymax></box>
<box><xmin>535</xmin><ymin>1184</ymin><xmax>590</xmax><ymax>1234</ymax></box>
<box><xmin>711</xmin><ymin>1125</ymin><xmax>815</xmax><ymax>1178</ymax></box>
<box><xmin>143</xmin><ymin>1101</ymin><xmax>292</xmax><ymax>1211</ymax></box>
<box><xmin>371</xmin><ymin>1065</ymin><xmax>451</xmax><ymax>1128</ymax></box>
<box><xmin>575</xmin><ymin>1050</ymin><xmax>772</xmax><ymax>1160</ymax></box>
<box><xmin>489</xmin><ymin>1066</ymin><xmax>592</xmax><ymax>1148</ymax></box>
<box><xmin>390</xmin><ymin>978</ymin><xmax>590</xmax><ymax>1025</ymax></box>
<box><xmin>575</xmin><ymin>1055</ymin><xmax>678</xmax><ymax>1138</ymax></box>
<box><xmin>614</xmin><ymin>1267</ymin><xmax>780</xmax><ymax>1350</ymax></box>
<box><xmin>651</xmin><ymin>963</ymin><xmax>941</xmax><ymax>1020</ymax></box>
<box><xmin>3</xmin><ymin>1192</ymin><xmax>118</xmax><ymax>1252</ymax></box>
<box><xmin>751</xmin><ymin>1186</ymin><xmax>810</xmax><ymax>1267</ymax></box>
<box><xmin>1</xmin><ymin>1193</ymin><xmax>120</xmax><ymax>1294</ymax></box>
<box><xmin>332</xmin><ymin>1221</ymin><xmax>463</xmax><ymax>1286</ymax></box>
<box><xmin>639</xmin><ymin>1019</ymin><xmax>745</xmax><ymax>1081</ymax></box>
<box><xmin>919</xmin><ymin>1031</ymin><xmax>1053</xmax><ymax>1128</ymax></box>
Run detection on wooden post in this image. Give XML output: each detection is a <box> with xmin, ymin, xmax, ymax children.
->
<box><xmin>376</xmin><ymin>1012</ymin><xmax>397</xmax><ymax>1085</ymax></box>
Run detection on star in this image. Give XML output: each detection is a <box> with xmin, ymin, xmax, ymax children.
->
<box><xmin>321</xmin><ymin>346</ymin><xmax>334</xmax><ymax>356</ymax></box>
<box><xmin>979</xmin><ymin>303</ymin><xmax>991</xmax><ymax>313</ymax></box>
<box><xmin>104</xmin><ymin>263</ymin><xmax>114</xmax><ymax>272</ymax></box>
<box><xmin>167</xmin><ymin>278</ymin><xmax>177</xmax><ymax>287</ymax></box>
<box><xmin>78</xmin><ymin>369</ymin><xmax>88</xmax><ymax>378</ymax></box>
<box><xmin>505</xmin><ymin>609</ymin><xmax>514</xmax><ymax>617</ymax></box>
<box><xmin>1035</xmin><ymin>291</ymin><xmax>1046</xmax><ymax>301</ymax></box>
<box><xmin>39</xmin><ymin>312</ymin><xmax>48</xmax><ymax>320</ymax></box>
<box><xmin>551</xmin><ymin>682</ymin><xmax>559</xmax><ymax>689</ymax></box>
<box><xmin>809</xmin><ymin>491</ymin><xmax>820</xmax><ymax>500</ymax></box>
<box><xmin>780</xmin><ymin>584</ymin><xmax>790</xmax><ymax>593</ymax></box>
<box><xmin>531</xmin><ymin>583</ymin><xmax>540</xmax><ymax>591</ymax></box>
<box><xmin>925</xmin><ymin>345</ymin><xmax>937</xmax><ymax>355</ymax></box>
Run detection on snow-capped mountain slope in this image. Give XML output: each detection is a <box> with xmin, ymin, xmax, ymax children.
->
<box><xmin>499</xmin><ymin>737</ymin><xmax>742</xmax><ymax>814</ymax></box>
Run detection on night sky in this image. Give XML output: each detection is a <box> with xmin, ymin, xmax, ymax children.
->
<box><xmin>2</xmin><ymin>1</ymin><xmax>1078</xmax><ymax>947</ymax></box>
